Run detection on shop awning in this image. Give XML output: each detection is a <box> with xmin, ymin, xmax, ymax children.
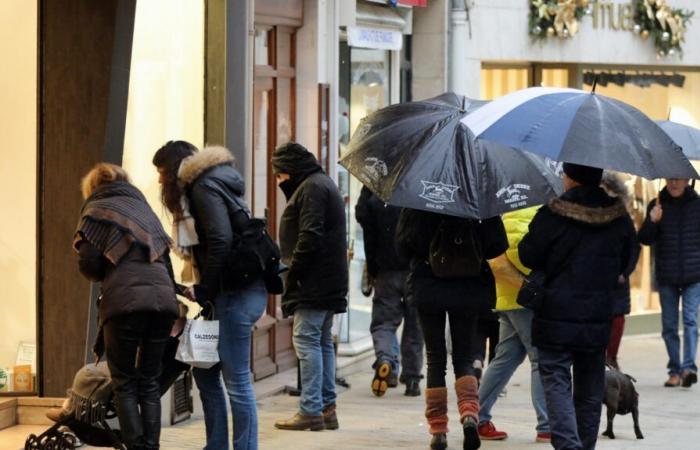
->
<box><xmin>356</xmin><ymin>2</ymin><xmax>406</xmax><ymax>30</ymax></box>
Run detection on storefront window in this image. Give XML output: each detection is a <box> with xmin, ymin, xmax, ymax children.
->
<box><xmin>122</xmin><ymin>0</ymin><xmax>205</xmax><ymax>284</ymax></box>
<box><xmin>0</xmin><ymin>1</ymin><xmax>37</xmax><ymax>394</ymax></box>
<box><xmin>480</xmin><ymin>66</ymin><xmax>531</xmax><ymax>100</ymax></box>
<box><xmin>338</xmin><ymin>46</ymin><xmax>391</xmax><ymax>343</ymax></box>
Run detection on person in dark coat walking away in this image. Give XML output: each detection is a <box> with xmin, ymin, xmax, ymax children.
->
<box><xmin>638</xmin><ymin>178</ymin><xmax>700</xmax><ymax>388</ymax></box>
<box><xmin>355</xmin><ymin>186</ymin><xmax>424</xmax><ymax>397</ymax></box>
<box><xmin>600</xmin><ymin>172</ymin><xmax>641</xmax><ymax>371</ymax></box>
<box><xmin>519</xmin><ymin>163</ymin><xmax>637</xmax><ymax>450</ymax></box>
<box><xmin>396</xmin><ymin>208</ymin><xmax>508</xmax><ymax>450</ymax></box>
<box><xmin>74</xmin><ymin>163</ymin><xmax>179</xmax><ymax>450</ymax></box>
<box><xmin>153</xmin><ymin>142</ymin><xmax>268</xmax><ymax>450</ymax></box>
<box><xmin>271</xmin><ymin>142</ymin><xmax>348</xmax><ymax>432</ymax></box>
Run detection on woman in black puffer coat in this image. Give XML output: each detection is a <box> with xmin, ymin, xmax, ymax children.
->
<box><xmin>396</xmin><ymin>209</ymin><xmax>507</xmax><ymax>450</ymax></box>
<box><xmin>74</xmin><ymin>163</ymin><xmax>178</xmax><ymax>450</ymax></box>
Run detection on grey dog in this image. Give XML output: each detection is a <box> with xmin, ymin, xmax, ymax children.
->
<box><xmin>602</xmin><ymin>367</ymin><xmax>644</xmax><ymax>440</ymax></box>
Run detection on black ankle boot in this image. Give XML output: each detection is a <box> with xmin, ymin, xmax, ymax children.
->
<box><xmin>430</xmin><ymin>433</ymin><xmax>447</xmax><ymax>450</ymax></box>
<box><xmin>462</xmin><ymin>416</ymin><xmax>481</xmax><ymax>450</ymax></box>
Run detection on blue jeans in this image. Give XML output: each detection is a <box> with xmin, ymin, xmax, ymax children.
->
<box><xmin>192</xmin><ymin>281</ymin><xmax>267</xmax><ymax>450</ymax></box>
<box><xmin>478</xmin><ymin>309</ymin><xmax>549</xmax><ymax>433</ymax></box>
<box><xmin>539</xmin><ymin>348</ymin><xmax>605</xmax><ymax>450</ymax></box>
<box><xmin>659</xmin><ymin>282</ymin><xmax>700</xmax><ymax>375</ymax></box>
<box><xmin>293</xmin><ymin>309</ymin><xmax>336</xmax><ymax>415</ymax></box>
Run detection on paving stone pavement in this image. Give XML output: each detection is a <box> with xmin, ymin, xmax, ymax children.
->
<box><xmin>3</xmin><ymin>335</ymin><xmax>699</xmax><ymax>449</ymax></box>
<box><xmin>156</xmin><ymin>335</ymin><xmax>700</xmax><ymax>450</ymax></box>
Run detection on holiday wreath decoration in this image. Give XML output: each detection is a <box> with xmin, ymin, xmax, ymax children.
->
<box><xmin>529</xmin><ymin>0</ymin><xmax>591</xmax><ymax>39</ymax></box>
<box><xmin>528</xmin><ymin>0</ymin><xmax>693</xmax><ymax>58</ymax></box>
<box><xmin>632</xmin><ymin>0</ymin><xmax>694</xmax><ymax>57</ymax></box>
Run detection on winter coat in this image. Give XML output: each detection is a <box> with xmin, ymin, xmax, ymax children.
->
<box><xmin>77</xmin><ymin>241</ymin><xmax>178</xmax><ymax>325</ymax></box>
<box><xmin>396</xmin><ymin>208</ymin><xmax>508</xmax><ymax>313</ymax></box>
<box><xmin>518</xmin><ymin>185</ymin><xmax>637</xmax><ymax>351</ymax></box>
<box><xmin>278</xmin><ymin>170</ymin><xmax>349</xmax><ymax>317</ymax></box>
<box><xmin>355</xmin><ymin>186</ymin><xmax>407</xmax><ymax>277</ymax></box>
<box><xmin>490</xmin><ymin>206</ymin><xmax>538</xmax><ymax>312</ymax></box>
<box><xmin>638</xmin><ymin>187</ymin><xmax>700</xmax><ymax>286</ymax></box>
<box><xmin>178</xmin><ymin>146</ymin><xmax>251</xmax><ymax>302</ymax></box>
<box><xmin>601</xmin><ymin>172</ymin><xmax>641</xmax><ymax>316</ymax></box>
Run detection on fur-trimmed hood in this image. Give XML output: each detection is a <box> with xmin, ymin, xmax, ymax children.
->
<box><xmin>548</xmin><ymin>187</ymin><xmax>628</xmax><ymax>225</ymax></box>
<box><xmin>178</xmin><ymin>146</ymin><xmax>235</xmax><ymax>185</ymax></box>
<box><xmin>601</xmin><ymin>171</ymin><xmax>633</xmax><ymax>212</ymax></box>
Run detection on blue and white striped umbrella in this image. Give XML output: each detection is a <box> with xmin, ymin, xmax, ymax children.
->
<box><xmin>462</xmin><ymin>87</ymin><xmax>698</xmax><ymax>180</ymax></box>
<box><xmin>656</xmin><ymin>120</ymin><xmax>700</xmax><ymax>160</ymax></box>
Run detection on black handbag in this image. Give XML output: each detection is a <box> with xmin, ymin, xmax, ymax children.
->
<box><xmin>516</xmin><ymin>271</ymin><xmax>547</xmax><ymax>310</ymax></box>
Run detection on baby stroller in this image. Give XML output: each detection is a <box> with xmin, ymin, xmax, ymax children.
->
<box><xmin>25</xmin><ymin>335</ymin><xmax>191</xmax><ymax>450</ymax></box>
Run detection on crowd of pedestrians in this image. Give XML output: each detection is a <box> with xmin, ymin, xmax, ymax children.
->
<box><xmin>66</xmin><ymin>139</ymin><xmax>698</xmax><ymax>450</ymax></box>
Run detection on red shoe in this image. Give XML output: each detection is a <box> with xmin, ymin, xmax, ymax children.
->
<box><xmin>536</xmin><ymin>432</ymin><xmax>551</xmax><ymax>443</ymax></box>
<box><xmin>477</xmin><ymin>421</ymin><xmax>508</xmax><ymax>440</ymax></box>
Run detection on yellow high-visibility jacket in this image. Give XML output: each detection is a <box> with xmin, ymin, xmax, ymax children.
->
<box><xmin>489</xmin><ymin>206</ymin><xmax>539</xmax><ymax>311</ymax></box>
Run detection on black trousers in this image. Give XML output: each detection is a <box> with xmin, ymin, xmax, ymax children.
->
<box><xmin>418</xmin><ymin>307</ymin><xmax>479</xmax><ymax>388</ymax></box>
<box><xmin>103</xmin><ymin>312</ymin><xmax>173</xmax><ymax>450</ymax></box>
<box><xmin>538</xmin><ymin>348</ymin><xmax>606</xmax><ymax>450</ymax></box>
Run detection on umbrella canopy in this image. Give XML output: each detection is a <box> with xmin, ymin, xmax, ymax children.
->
<box><xmin>462</xmin><ymin>87</ymin><xmax>698</xmax><ymax>180</ymax></box>
<box><xmin>656</xmin><ymin>120</ymin><xmax>700</xmax><ymax>160</ymax></box>
<box><xmin>340</xmin><ymin>93</ymin><xmax>562</xmax><ymax>219</ymax></box>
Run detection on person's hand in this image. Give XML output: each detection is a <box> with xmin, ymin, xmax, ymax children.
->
<box><xmin>183</xmin><ymin>286</ymin><xmax>196</xmax><ymax>302</ymax></box>
<box><xmin>618</xmin><ymin>274</ymin><xmax>626</xmax><ymax>285</ymax></box>
<box><xmin>650</xmin><ymin>204</ymin><xmax>663</xmax><ymax>223</ymax></box>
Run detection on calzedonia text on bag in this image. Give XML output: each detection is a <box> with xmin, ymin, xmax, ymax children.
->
<box><xmin>175</xmin><ymin>319</ymin><xmax>220</xmax><ymax>369</ymax></box>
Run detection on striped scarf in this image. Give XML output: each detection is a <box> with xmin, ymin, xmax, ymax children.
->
<box><xmin>74</xmin><ymin>181</ymin><xmax>172</xmax><ymax>264</ymax></box>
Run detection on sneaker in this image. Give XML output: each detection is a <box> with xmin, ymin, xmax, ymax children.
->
<box><xmin>536</xmin><ymin>432</ymin><xmax>551</xmax><ymax>443</ymax></box>
<box><xmin>664</xmin><ymin>374</ymin><xmax>681</xmax><ymax>387</ymax></box>
<box><xmin>371</xmin><ymin>360</ymin><xmax>392</xmax><ymax>397</ymax></box>
<box><xmin>477</xmin><ymin>421</ymin><xmax>508</xmax><ymax>440</ymax></box>
<box><xmin>681</xmin><ymin>371</ymin><xmax>698</xmax><ymax>388</ymax></box>
<box><xmin>274</xmin><ymin>413</ymin><xmax>325</xmax><ymax>431</ymax></box>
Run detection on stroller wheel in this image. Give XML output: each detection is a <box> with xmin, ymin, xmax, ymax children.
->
<box><xmin>25</xmin><ymin>433</ymin><xmax>39</xmax><ymax>450</ymax></box>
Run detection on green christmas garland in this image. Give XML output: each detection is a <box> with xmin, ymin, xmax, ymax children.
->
<box><xmin>529</xmin><ymin>1</ymin><xmax>590</xmax><ymax>39</ymax></box>
<box><xmin>528</xmin><ymin>0</ymin><xmax>694</xmax><ymax>58</ymax></box>
<box><xmin>632</xmin><ymin>0</ymin><xmax>694</xmax><ymax>57</ymax></box>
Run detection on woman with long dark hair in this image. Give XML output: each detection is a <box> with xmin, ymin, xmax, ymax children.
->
<box><xmin>396</xmin><ymin>209</ymin><xmax>508</xmax><ymax>450</ymax></box>
<box><xmin>153</xmin><ymin>141</ymin><xmax>267</xmax><ymax>450</ymax></box>
<box><xmin>74</xmin><ymin>163</ymin><xmax>179</xmax><ymax>450</ymax></box>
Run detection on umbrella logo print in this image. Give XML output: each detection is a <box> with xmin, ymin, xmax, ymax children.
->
<box><xmin>497</xmin><ymin>184</ymin><xmax>531</xmax><ymax>209</ymax></box>
<box><xmin>420</xmin><ymin>181</ymin><xmax>459</xmax><ymax>204</ymax></box>
<box><xmin>364</xmin><ymin>157</ymin><xmax>388</xmax><ymax>181</ymax></box>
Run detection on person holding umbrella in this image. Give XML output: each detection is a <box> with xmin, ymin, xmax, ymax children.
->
<box><xmin>396</xmin><ymin>208</ymin><xmax>508</xmax><ymax>450</ymax></box>
<box><xmin>639</xmin><ymin>178</ymin><xmax>700</xmax><ymax>388</ymax></box>
<box><xmin>518</xmin><ymin>163</ymin><xmax>637</xmax><ymax>450</ymax></box>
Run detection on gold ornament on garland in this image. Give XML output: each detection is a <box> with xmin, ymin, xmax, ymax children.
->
<box><xmin>632</xmin><ymin>0</ymin><xmax>693</xmax><ymax>57</ymax></box>
<box><xmin>529</xmin><ymin>0</ymin><xmax>588</xmax><ymax>39</ymax></box>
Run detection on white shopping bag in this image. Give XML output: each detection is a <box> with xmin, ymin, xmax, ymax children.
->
<box><xmin>175</xmin><ymin>319</ymin><xmax>220</xmax><ymax>369</ymax></box>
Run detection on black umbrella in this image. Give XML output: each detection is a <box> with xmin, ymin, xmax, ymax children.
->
<box><xmin>340</xmin><ymin>93</ymin><xmax>562</xmax><ymax>219</ymax></box>
<box><xmin>656</xmin><ymin>120</ymin><xmax>700</xmax><ymax>160</ymax></box>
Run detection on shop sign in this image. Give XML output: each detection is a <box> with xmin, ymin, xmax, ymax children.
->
<box><xmin>347</xmin><ymin>26</ymin><xmax>403</xmax><ymax>51</ymax></box>
<box><xmin>398</xmin><ymin>0</ymin><xmax>428</xmax><ymax>6</ymax></box>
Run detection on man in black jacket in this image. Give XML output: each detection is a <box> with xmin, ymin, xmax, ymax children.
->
<box><xmin>519</xmin><ymin>163</ymin><xmax>636</xmax><ymax>450</ymax></box>
<box><xmin>271</xmin><ymin>143</ymin><xmax>348</xmax><ymax>432</ymax></box>
<box><xmin>356</xmin><ymin>186</ymin><xmax>424</xmax><ymax>397</ymax></box>
<box><xmin>639</xmin><ymin>178</ymin><xmax>700</xmax><ymax>388</ymax></box>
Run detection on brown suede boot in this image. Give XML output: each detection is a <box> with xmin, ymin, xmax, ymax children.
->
<box><xmin>425</xmin><ymin>387</ymin><xmax>448</xmax><ymax>450</ymax></box>
<box><xmin>274</xmin><ymin>413</ymin><xmax>325</xmax><ymax>431</ymax></box>
<box><xmin>455</xmin><ymin>375</ymin><xmax>481</xmax><ymax>450</ymax></box>
<box><xmin>322</xmin><ymin>403</ymin><xmax>339</xmax><ymax>430</ymax></box>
